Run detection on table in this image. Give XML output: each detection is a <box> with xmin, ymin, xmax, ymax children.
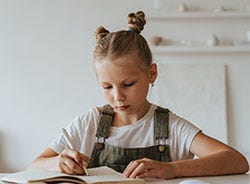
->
<box><xmin>0</xmin><ymin>173</ymin><xmax>249</xmax><ymax>184</ymax></box>
<box><xmin>145</xmin><ymin>174</ymin><xmax>250</xmax><ymax>184</ymax></box>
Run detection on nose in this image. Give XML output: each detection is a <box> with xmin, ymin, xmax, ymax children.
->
<box><xmin>113</xmin><ymin>87</ymin><xmax>125</xmax><ymax>103</ymax></box>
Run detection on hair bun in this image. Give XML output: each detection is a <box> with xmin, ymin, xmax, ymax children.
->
<box><xmin>127</xmin><ymin>11</ymin><xmax>146</xmax><ymax>33</ymax></box>
<box><xmin>95</xmin><ymin>26</ymin><xmax>110</xmax><ymax>42</ymax></box>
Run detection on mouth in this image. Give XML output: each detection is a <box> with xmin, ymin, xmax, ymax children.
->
<box><xmin>115</xmin><ymin>105</ymin><xmax>130</xmax><ymax>111</ymax></box>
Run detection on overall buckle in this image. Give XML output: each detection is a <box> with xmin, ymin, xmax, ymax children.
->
<box><xmin>96</xmin><ymin>136</ymin><xmax>105</xmax><ymax>150</ymax></box>
<box><xmin>156</xmin><ymin>138</ymin><xmax>167</xmax><ymax>152</ymax></box>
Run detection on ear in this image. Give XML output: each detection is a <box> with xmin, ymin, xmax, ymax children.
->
<box><xmin>148</xmin><ymin>63</ymin><xmax>158</xmax><ymax>83</ymax></box>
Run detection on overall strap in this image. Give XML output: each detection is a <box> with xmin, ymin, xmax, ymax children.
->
<box><xmin>96</xmin><ymin>104</ymin><xmax>114</xmax><ymax>139</ymax></box>
<box><xmin>154</xmin><ymin>106</ymin><xmax>170</xmax><ymax>140</ymax></box>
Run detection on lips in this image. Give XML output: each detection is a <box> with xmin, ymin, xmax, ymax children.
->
<box><xmin>116</xmin><ymin>105</ymin><xmax>130</xmax><ymax>111</ymax></box>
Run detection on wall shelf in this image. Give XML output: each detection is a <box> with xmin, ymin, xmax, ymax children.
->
<box><xmin>148</xmin><ymin>11</ymin><xmax>250</xmax><ymax>19</ymax></box>
<box><xmin>151</xmin><ymin>45</ymin><xmax>250</xmax><ymax>53</ymax></box>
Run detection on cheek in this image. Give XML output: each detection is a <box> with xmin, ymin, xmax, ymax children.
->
<box><xmin>129</xmin><ymin>85</ymin><xmax>149</xmax><ymax>99</ymax></box>
<box><xmin>137</xmin><ymin>83</ymin><xmax>150</xmax><ymax>94</ymax></box>
<box><xmin>102</xmin><ymin>90</ymin><xmax>112</xmax><ymax>100</ymax></box>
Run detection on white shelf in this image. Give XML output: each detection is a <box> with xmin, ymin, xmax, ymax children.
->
<box><xmin>148</xmin><ymin>11</ymin><xmax>250</xmax><ymax>19</ymax></box>
<box><xmin>151</xmin><ymin>45</ymin><xmax>250</xmax><ymax>53</ymax></box>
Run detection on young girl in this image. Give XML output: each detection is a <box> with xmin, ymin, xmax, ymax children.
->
<box><xmin>29</xmin><ymin>11</ymin><xmax>249</xmax><ymax>179</ymax></box>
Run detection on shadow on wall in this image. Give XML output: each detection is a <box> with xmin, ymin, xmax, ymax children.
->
<box><xmin>0</xmin><ymin>131</ymin><xmax>14</xmax><ymax>172</ymax></box>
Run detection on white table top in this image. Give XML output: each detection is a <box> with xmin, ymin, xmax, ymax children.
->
<box><xmin>0</xmin><ymin>173</ymin><xmax>249</xmax><ymax>184</ymax></box>
<box><xmin>145</xmin><ymin>174</ymin><xmax>250</xmax><ymax>184</ymax></box>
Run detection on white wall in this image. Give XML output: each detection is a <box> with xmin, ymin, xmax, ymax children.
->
<box><xmin>0</xmin><ymin>0</ymin><xmax>249</xmax><ymax>172</ymax></box>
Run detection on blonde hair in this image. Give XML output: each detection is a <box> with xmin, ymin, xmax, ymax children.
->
<box><xmin>93</xmin><ymin>11</ymin><xmax>152</xmax><ymax>69</ymax></box>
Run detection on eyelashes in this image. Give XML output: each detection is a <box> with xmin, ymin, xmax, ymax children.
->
<box><xmin>102</xmin><ymin>82</ymin><xmax>135</xmax><ymax>90</ymax></box>
<box><xmin>103</xmin><ymin>86</ymin><xmax>112</xmax><ymax>89</ymax></box>
<box><xmin>124</xmin><ymin>82</ymin><xmax>135</xmax><ymax>87</ymax></box>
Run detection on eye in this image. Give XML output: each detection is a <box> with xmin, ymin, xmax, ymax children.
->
<box><xmin>102</xmin><ymin>85</ymin><xmax>112</xmax><ymax>90</ymax></box>
<box><xmin>123</xmin><ymin>82</ymin><xmax>135</xmax><ymax>88</ymax></box>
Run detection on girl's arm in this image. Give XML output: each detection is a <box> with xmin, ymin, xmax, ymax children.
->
<box><xmin>29</xmin><ymin>147</ymin><xmax>89</xmax><ymax>175</ymax></box>
<box><xmin>123</xmin><ymin>132</ymin><xmax>249</xmax><ymax>179</ymax></box>
<box><xmin>172</xmin><ymin>132</ymin><xmax>249</xmax><ymax>177</ymax></box>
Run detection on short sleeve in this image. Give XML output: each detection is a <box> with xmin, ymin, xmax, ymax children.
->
<box><xmin>168</xmin><ymin>112</ymin><xmax>201</xmax><ymax>161</ymax></box>
<box><xmin>48</xmin><ymin>107</ymin><xmax>100</xmax><ymax>155</ymax></box>
<box><xmin>48</xmin><ymin>116</ymin><xmax>85</xmax><ymax>154</ymax></box>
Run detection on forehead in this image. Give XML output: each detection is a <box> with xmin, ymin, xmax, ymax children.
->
<box><xmin>95</xmin><ymin>57</ymin><xmax>146</xmax><ymax>82</ymax></box>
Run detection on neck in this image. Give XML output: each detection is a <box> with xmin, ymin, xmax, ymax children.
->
<box><xmin>112</xmin><ymin>102</ymin><xmax>151</xmax><ymax>127</ymax></box>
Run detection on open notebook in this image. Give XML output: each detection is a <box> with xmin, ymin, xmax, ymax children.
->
<box><xmin>1</xmin><ymin>166</ymin><xmax>145</xmax><ymax>184</ymax></box>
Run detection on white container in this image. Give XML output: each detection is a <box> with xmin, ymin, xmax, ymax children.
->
<box><xmin>207</xmin><ymin>34</ymin><xmax>220</xmax><ymax>46</ymax></box>
<box><xmin>214</xmin><ymin>5</ymin><xmax>225</xmax><ymax>12</ymax></box>
<box><xmin>178</xmin><ymin>2</ymin><xmax>188</xmax><ymax>12</ymax></box>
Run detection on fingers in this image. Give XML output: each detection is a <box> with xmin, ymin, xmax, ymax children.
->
<box><xmin>58</xmin><ymin>148</ymin><xmax>89</xmax><ymax>175</ymax></box>
<box><xmin>123</xmin><ymin>158</ymin><xmax>151</xmax><ymax>178</ymax></box>
<box><xmin>130</xmin><ymin>162</ymin><xmax>147</xmax><ymax>178</ymax></box>
<box><xmin>72</xmin><ymin>151</ymin><xmax>89</xmax><ymax>168</ymax></box>
<box><xmin>59</xmin><ymin>151</ymin><xmax>84</xmax><ymax>174</ymax></box>
<box><xmin>122</xmin><ymin>161</ymin><xmax>135</xmax><ymax>177</ymax></box>
<box><xmin>59</xmin><ymin>158</ymin><xmax>82</xmax><ymax>175</ymax></box>
<box><xmin>136</xmin><ymin>169</ymin><xmax>155</xmax><ymax>178</ymax></box>
<box><xmin>122</xmin><ymin>158</ymin><xmax>167</xmax><ymax>179</ymax></box>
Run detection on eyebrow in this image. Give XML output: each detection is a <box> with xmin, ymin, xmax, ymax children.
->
<box><xmin>101</xmin><ymin>82</ymin><xmax>111</xmax><ymax>85</ymax></box>
<box><xmin>101</xmin><ymin>78</ymin><xmax>137</xmax><ymax>85</ymax></box>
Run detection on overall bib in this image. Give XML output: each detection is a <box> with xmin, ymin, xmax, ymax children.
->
<box><xmin>88</xmin><ymin>104</ymin><xmax>172</xmax><ymax>172</ymax></box>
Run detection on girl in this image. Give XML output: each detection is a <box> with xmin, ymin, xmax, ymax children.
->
<box><xmin>29</xmin><ymin>11</ymin><xmax>249</xmax><ymax>179</ymax></box>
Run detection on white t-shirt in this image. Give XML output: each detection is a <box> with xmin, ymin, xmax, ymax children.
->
<box><xmin>49</xmin><ymin>104</ymin><xmax>200</xmax><ymax>161</ymax></box>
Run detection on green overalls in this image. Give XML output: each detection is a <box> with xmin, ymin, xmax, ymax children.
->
<box><xmin>88</xmin><ymin>104</ymin><xmax>172</xmax><ymax>172</ymax></box>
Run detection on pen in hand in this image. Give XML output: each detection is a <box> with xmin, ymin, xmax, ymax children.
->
<box><xmin>62</xmin><ymin>128</ymin><xmax>89</xmax><ymax>176</ymax></box>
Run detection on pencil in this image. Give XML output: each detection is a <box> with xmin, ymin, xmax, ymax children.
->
<box><xmin>62</xmin><ymin>128</ymin><xmax>89</xmax><ymax>176</ymax></box>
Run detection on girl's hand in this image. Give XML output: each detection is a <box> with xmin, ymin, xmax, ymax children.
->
<box><xmin>122</xmin><ymin>158</ymin><xmax>175</xmax><ymax>179</ymax></box>
<box><xmin>57</xmin><ymin>147</ymin><xmax>89</xmax><ymax>175</ymax></box>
